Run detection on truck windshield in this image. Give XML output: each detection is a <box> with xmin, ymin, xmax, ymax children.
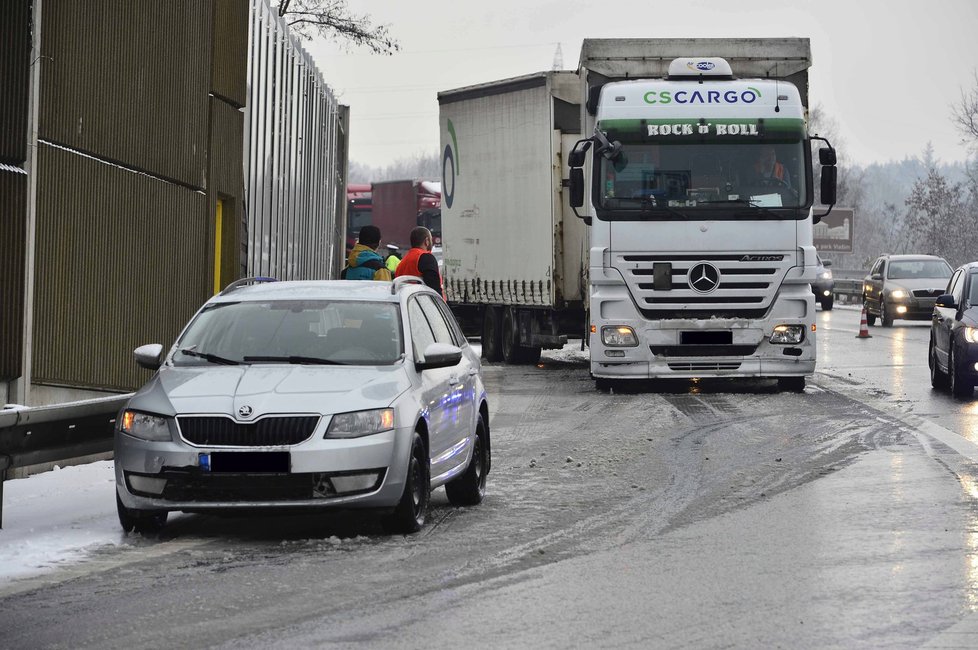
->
<box><xmin>596</xmin><ymin>120</ymin><xmax>808</xmax><ymax>218</ymax></box>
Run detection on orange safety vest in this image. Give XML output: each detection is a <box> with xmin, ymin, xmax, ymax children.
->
<box><xmin>756</xmin><ymin>160</ymin><xmax>786</xmax><ymax>180</ymax></box>
<box><xmin>395</xmin><ymin>247</ymin><xmax>445</xmax><ymax>298</ymax></box>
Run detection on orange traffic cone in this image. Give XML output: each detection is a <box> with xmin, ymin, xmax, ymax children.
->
<box><xmin>855</xmin><ymin>306</ymin><xmax>872</xmax><ymax>339</ymax></box>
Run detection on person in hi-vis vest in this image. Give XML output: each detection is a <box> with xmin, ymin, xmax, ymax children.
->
<box><xmin>395</xmin><ymin>227</ymin><xmax>442</xmax><ymax>296</ymax></box>
<box><xmin>752</xmin><ymin>144</ymin><xmax>791</xmax><ymax>188</ymax></box>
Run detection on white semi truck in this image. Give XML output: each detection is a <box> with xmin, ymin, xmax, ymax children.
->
<box><xmin>438</xmin><ymin>38</ymin><xmax>836</xmax><ymax>390</ymax></box>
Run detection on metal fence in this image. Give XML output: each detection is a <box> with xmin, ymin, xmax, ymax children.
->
<box><xmin>245</xmin><ymin>0</ymin><xmax>348</xmax><ymax>281</ymax></box>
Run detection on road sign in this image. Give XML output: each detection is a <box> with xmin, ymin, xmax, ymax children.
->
<box><xmin>814</xmin><ymin>207</ymin><xmax>853</xmax><ymax>253</ymax></box>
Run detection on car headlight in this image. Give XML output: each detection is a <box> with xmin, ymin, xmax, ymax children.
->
<box><xmin>120</xmin><ymin>410</ymin><xmax>173</xmax><ymax>441</ymax></box>
<box><xmin>325</xmin><ymin>408</ymin><xmax>395</xmax><ymax>439</ymax></box>
<box><xmin>965</xmin><ymin>327</ymin><xmax>978</xmax><ymax>344</ymax></box>
<box><xmin>889</xmin><ymin>289</ymin><xmax>907</xmax><ymax>299</ymax></box>
<box><xmin>601</xmin><ymin>326</ymin><xmax>638</xmax><ymax>347</ymax></box>
<box><xmin>820</xmin><ymin>271</ymin><xmax>832</xmax><ymax>279</ymax></box>
<box><xmin>770</xmin><ymin>324</ymin><xmax>805</xmax><ymax>345</ymax></box>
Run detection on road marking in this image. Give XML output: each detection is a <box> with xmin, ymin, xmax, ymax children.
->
<box><xmin>814</xmin><ymin>374</ymin><xmax>978</xmax><ymax>464</ymax></box>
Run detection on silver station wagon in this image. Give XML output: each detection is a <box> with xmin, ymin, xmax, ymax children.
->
<box><xmin>114</xmin><ymin>277</ymin><xmax>489</xmax><ymax>534</ymax></box>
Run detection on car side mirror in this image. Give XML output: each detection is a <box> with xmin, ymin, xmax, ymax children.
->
<box><xmin>416</xmin><ymin>342</ymin><xmax>462</xmax><ymax>371</ymax></box>
<box><xmin>935</xmin><ymin>294</ymin><xmax>957</xmax><ymax>309</ymax></box>
<box><xmin>822</xmin><ymin>259</ymin><xmax>832</xmax><ymax>268</ymax></box>
<box><xmin>872</xmin><ymin>273</ymin><xmax>882</xmax><ymax>280</ymax></box>
<box><xmin>134</xmin><ymin>343</ymin><xmax>164</xmax><ymax>370</ymax></box>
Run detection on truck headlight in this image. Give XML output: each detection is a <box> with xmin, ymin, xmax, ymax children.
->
<box><xmin>120</xmin><ymin>410</ymin><xmax>173</xmax><ymax>441</ymax></box>
<box><xmin>601</xmin><ymin>326</ymin><xmax>638</xmax><ymax>347</ymax></box>
<box><xmin>770</xmin><ymin>324</ymin><xmax>805</xmax><ymax>345</ymax></box>
<box><xmin>325</xmin><ymin>408</ymin><xmax>395</xmax><ymax>439</ymax></box>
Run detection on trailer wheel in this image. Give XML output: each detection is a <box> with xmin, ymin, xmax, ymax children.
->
<box><xmin>482</xmin><ymin>306</ymin><xmax>503</xmax><ymax>362</ymax></box>
<box><xmin>501</xmin><ymin>308</ymin><xmax>541</xmax><ymax>364</ymax></box>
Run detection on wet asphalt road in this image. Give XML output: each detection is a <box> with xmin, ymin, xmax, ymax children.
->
<box><xmin>4</xmin><ymin>305</ymin><xmax>978</xmax><ymax>648</ymax></box>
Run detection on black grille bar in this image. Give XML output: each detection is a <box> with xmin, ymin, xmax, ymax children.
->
<box><xmin>178</xmin><ymin>416</ymin><xmax>320</xmax><ymax>447</ymax></box>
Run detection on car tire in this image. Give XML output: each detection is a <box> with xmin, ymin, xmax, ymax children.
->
<box><xmin>880</xmin><ymin>300</ymin><xmax>893</xmax><ymax>327</ymax></box>
<box><xmin>777</xmin><ymin>376</ymin><xmax>806</xmax><ymax>392</ymax></box>
<box><xmin>820</xmin><ymin>295</ymin><xmax>834</xmax><ymax>311</ymax></box>
<box><xmin>482</xmin><ymin>306</ymin><xmax>503</xmax><ymax>362</ymax></box>
<box><xmin>930</xmin><ymin>337</ymin><xmax>950</xmax><ymax>389</ymax></box>
<box><xmin>383</xmin><ymin>432</ymin><xmax>430</xmax><ymax>534</ymax></box>
<box><xmin>864</xmin><ymin>301</ymin><xmax>877</xmax><ymax>326</ymax></box>
<box><xmin>445</xmin><ymin>413</ymin><xmax>489</xmax><ymax>507</ymax></box>
<box><xmin>116</xmin><ymin>492</ymin><xmax>167</xmax><ymax>534</ymax></box>
<box><xmin>950</xmin><ymin>345</ymin><xmax>974</xmax><ymax>398</ymax></box>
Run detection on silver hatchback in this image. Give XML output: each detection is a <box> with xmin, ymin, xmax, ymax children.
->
<box><xmin>114</xmin><ymin>277</ymin><xmax>489</xmax><ymax>534</ymax></box>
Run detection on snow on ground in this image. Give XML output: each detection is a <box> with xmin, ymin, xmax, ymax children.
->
<box><xmin>0</xmin><ymin>461</ymin><xmax>122</xmax><ymax>584</ymax></box>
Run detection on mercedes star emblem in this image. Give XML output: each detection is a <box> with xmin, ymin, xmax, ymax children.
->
<box><xmin>689</xmin><ymin>262</ymin><xmax>721</xmax><ymax>294</ymax></box>
<box><xmin>238</xmin><ymin>405</ymin><xmax>254</xmax><ymax>418</ymax></box>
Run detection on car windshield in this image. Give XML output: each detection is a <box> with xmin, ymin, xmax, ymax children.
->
<box><xmin>596</xmin><ymin>118</ymin><xmax>807</xmax><ymax>218</ymax></box>
<box><xmin>886</xmin><ymin>260</ymin><xmax>952</xmax><ymax>280</ymax></box>
<box><xmin>172</xmin><ymin>300</ymin><xmax>402</xmax><ymax>366</ymax></box>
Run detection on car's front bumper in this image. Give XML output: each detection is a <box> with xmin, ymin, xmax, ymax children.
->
<box><xmin>114</xmin><ymin>426</ymin><xmax>413</xmax><ymax>511</ymax></box>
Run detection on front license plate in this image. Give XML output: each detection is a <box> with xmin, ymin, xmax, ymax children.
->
<box><xmin>201</xmin><ymin>452</ymin><xmax>290</xmax><ymax>473</ymax></box>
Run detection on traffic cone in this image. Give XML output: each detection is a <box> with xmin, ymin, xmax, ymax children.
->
<box><xmin>855</xmin><ymin>306</ymin><xmax>872</xmax><ymax>339</ymax></box>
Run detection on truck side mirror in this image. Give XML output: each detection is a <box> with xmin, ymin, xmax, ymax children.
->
<box><xmin>820</xmin><ymin>165</ymin><xmax>837</xmax><ymax>206</ymax></box>
<box><xmin>569</xmin><ymin>139</ymin><xmax>592</xmax><ymax>167</ymax></box>
<box><xmin>569</xmin><ymin>168</ymin><xmax>585</xmax><ymax>208</ymax></box>
<box><xmin>819</xmin><ymin>148</ymin><xmax>837</xmax><ymax>166</ymax></box>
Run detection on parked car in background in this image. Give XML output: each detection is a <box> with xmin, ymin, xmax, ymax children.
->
<box><xmin>930</xmin><ymin>261</ymin><xmax>978</xmax><ymax>398</ymax></box>
<box><xmin>812</xmin><ymin>254</ymin><xmax>835</xmax><ymax>310</ymax></box>
<box><xmin>114</xmin><ymin>277</ymin><xmax>489</xmax><ymax>534</ymax></box>
<box><xmin>863</xmin><ymin>254</ymin><xmax>952</xmax><ymax>327</ymax></box>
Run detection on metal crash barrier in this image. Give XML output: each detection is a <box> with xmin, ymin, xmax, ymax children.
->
<box><xmin>0</xmin><ymin>394</ymin><xmax>131</xmax><ymax>528</ymax></box>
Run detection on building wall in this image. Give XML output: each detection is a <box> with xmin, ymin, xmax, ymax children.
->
<box><xmin>27</xmin><ymin>0</ymin><xmax>247</xmax><ymax>397</ymax></box>
<box><xmin>0</xmin><ymin>0</ymin><xmax>32</xmax><ymax>383</ymax></box>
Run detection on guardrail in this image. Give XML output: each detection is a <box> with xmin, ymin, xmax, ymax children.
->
<box><xmin>0</xmin><ymin>394</ymin><xmax>131</xmax><ymax>528</ymax></box>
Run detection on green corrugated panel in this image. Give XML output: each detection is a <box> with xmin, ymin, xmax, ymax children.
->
<box><xmin>0</xmin><ymin>170</ymin><xmax>27</xmax><ymax>380</ymax></box>
<box><xmin>0</xmin><ymin>0</ymin><xmax>31</xmax><ymax>164</ymax></box>
<box><xmin>211</xmin><ymin>0</ymin><xmax>249</xmax><ymax>108</ymax></box>
<box><xmin>32</xmin><ymin>144</ymin><xmax>209</xmax><ymax>391</ymax></box>
<box><xmin>39</xmin><ymin>0</ymin><xmax>212</xmax><ymax>189</ymax></box>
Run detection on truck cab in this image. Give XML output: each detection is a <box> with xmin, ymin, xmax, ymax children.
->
<box><xmin>570</xmin><ymin>50</ymin><xmax>837</xmax><ymax>390</ymax></box>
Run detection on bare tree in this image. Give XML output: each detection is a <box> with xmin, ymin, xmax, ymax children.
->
<box><xmin>904</xmin><ymin>162</ymin><xmax>978</xmax><ymax>267</ymax></box>
<box><xmin>951</xmin><ymin>71</ymin><xmax>978</xmax><ymax>147</ymax></box>
<box><xmin>276</xmin><ymin>0</ymin><xmax>399</xmax><ymax>55</ymax></box>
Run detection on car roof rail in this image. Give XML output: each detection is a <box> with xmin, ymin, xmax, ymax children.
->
<box><xmin>219</xmin><ymin>276</ymin><xmax>278</xmax><ymax>295</ymax></box>
<box><xmin>392</xmin><ymin>276</ymin><xmax>424</xmax><ymax>294</ymax></box>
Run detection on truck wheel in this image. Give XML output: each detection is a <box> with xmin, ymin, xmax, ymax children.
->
<box><xmin>482</xmin><ymin>306</ymin><xmax>503</xmax><ymax>362</ymax></box>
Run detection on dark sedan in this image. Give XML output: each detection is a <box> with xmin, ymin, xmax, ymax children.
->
<box><xmin>930</xmin><ymin>262</ymin><xmax>978</xmax><ymax>397</ymax></box>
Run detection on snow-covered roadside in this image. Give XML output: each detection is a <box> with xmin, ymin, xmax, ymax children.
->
<box><xmin>0</xmin><ymin>461</ymin><xmax>122</xmax><ymax>584</ymax></box>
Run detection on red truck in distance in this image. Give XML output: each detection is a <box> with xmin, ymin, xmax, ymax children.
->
<box><xmin>346</xmin><ymin>180</ymin><xmax>441</xmax><ymax>254</ymax></box>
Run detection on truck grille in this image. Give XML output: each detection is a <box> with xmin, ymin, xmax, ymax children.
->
<box><xmin>618</xmin><ymin>253</ymin><xmax>791</xmax><ymax>319</ymax></box>
<box><xmin>177</xmin><ymin>416</ymin><xmax>320</xmax><ymax>447</ymax></box>
<box><xmin>668</xmin><ymin>362</ymin><xmax>742</xmax><ymax>371</ymax></box>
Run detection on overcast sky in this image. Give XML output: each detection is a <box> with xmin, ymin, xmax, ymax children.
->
<box><xmin>306</xmin><ymin>0</ymin><xmax>978</xmax><ymax>171</ymax></box>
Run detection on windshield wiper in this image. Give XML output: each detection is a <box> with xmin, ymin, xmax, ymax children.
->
<box><xmin>699</xmin><ymin>198</ymin><xmax>781</xmax><ymax>217</ymax></box>
<box><xmin>609</xmin><ymin>197</ymin><xmax>689</xmax><ymax>220</ymax></box>
<box><xmin>243</xmin><ymin>355</ymin><xmax>346</xmax><ymax>365</ymax></box>
<box><xmin>177</xmin><ymin>347</ymin><xmax>240</xmax><ymax>365</ymax></box>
